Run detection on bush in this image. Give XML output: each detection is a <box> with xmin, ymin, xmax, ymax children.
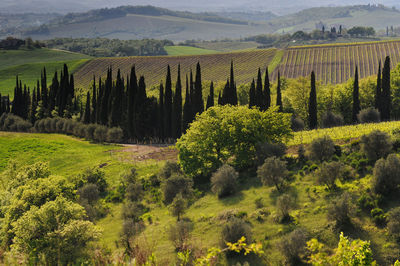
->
<box><xmin>158</xmin><ymin>161</ymin><xmax>182</xmax><ymax>180</ymax></box>
<box><xmin>276</xmin><ymin>194</ymin><xmax>294</xmax><ymax>222</ymax></box>
<box><xmin>74</xmin><ymin>168</ymin><xmax>107</xmax><ymax>194</ymax></box>
<box><xmin>93</xmin><ymin>125</ymin><xmax>108</xmax><ymax>142</ymax></box>
<box><xmin>327</xmin><ymin>192</ymin><xmax>354</xmax><ymax>229</ymax></box>
<box><xmin>107</xmin><ymin>127</ymin><xmax>124</xmax><ymax>143</ymax></box>
<box><xmin>357</xmin><ymin>193</ymin><xmax>377</xmax><ymax>212</ymax></box>
<box><xmin>357</xmin><ymin>108</ymin><xmax>380</xmax><ymax>123</ymax></box>
<box><xmin>211</xmin><ymin>164</ymin><xmax>238</xmax><ymax>198</ymax></box>
<box><xmin>370</xmin><ymin>208</ymin><xmax>386</xmax><ymax>226</ymax></box>
<box><xmin>388</xmin><ymin>207</ymin><xmax>400</xmax><ymax>242</ymax></box>
<box><xmin>161</xmin><ymin>175</ymin><xmax>193</xmax><ymax>205</ymax></box>
<box><xmin>279</xmin><ymin>228</ymin><xmax>308</xmax><ymax>265</ymax></box>
<box><xmin>372</xmin><ymin>154</ymin><xmax>400</xmax><ymax>195</ymax></box>
<box><xmin>316</xmin><ymin>161</ymin><xmax>344</xmax><ymax>190</ymax></box>
<box><xmin>254</xmin><ymin>197</ymin><xmax>264</xmax><ymax>209</ymax></box>
<box><xmin>256</xmin><ymin>142</ymin><xmax>287</xmax><ymax>165</ymax></box>
<box><xmin>0</xmin><ymin>113</ymin><xmax>32</xmax><ymax>132</ymax></box>
<box><xmin>77</xmin><ymin>183</ymin><xmax>100</xmax><ymax>205</ymax></box>
<box><xmin>306</xmin><ymin>136</ymin><xmax>335</xmax><ymax>162</ymax></box>
<box><xmin>85</xmin><ymin>124</ymin><xmax>97</xmax><ymax>140</ymax></box>
<box><xmin>291</xmin><ymin>116</ymin><xmax>305</xmax><ymax>132</ymax></box>
<box><xmin>170</xmin><ymin>193</ymin><xmax>187</xmax><ymax>221</ymax></box>
<box><xmin>321</xmin><ymin>111</ymin><xmax>344</xmax><ymax>128</ymax></box>
<box><xmin>220</xmin><ymin>218</ymin><xmax>252</xmax><ymax>249</ymax></box>
<box><xmin>169</xmin><ymin>220</ymin><xmax>193</xmax><ymax>252</ymax></box>
<box><xmin>360</xmin><ymin>130</ymin><xmax>392</xmax><ymax>161</ymax></box>
<box><xmin>257</xmin><ymin>156</ymin><xmax>289</xmax><ymax>192</ymax></box>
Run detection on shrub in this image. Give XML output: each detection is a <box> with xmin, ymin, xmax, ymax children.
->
<box><xmin>93</xmin><ymin>125</ymin><xmax>108</xmax><ymax>142</ymax></box>
<box><xmin>122</xmin><ymin>201</ymin><xmax>147</xmax><ymax>222</ymax></box>
<box><xmin>256</xmin><ymin>142</ymin><xmax>287</xmax><ymax>165</ymax></box>
<box><xmin>372</xmin><ymin>154</ymin><xmax>400</xmax><ymax>195</ymax></box>
<box><xmin>161</xmin><ymin>175</ymin><xmax>193</xmax><ymax>205</ymax></box>
<box><xmin>158</xmin><ymin>161</ymin><xmax>182</xmax><ymax>180</ymax></box>
<box><xmin>220</xmin><ymin>218</ymin><xmax>252</xmax><ymax>249</ymax></box>
<box><xmin>306</xmin><ymin>136</ymin><xmax>335</xmax><ymax>162</ymax></box>
<box><xmin>327</xmin><ymin>192</ymin><xmax>354</xmax><ymax>229</ymax></box>
<box><xmin>276</xmin><ymin>194</ymin><xmax>294</xmax><ymax>222</ymax></box>
<box><xmin>254</xmin><ymin>197</ymin><xmax>264</xmax><ymax>209</ymax></box>
<box><xmin>321</xmin><ymin>111</ymin><xmax>344</xmax><ymax>128</ymax></box>
<box><xmin>125</xmin><ymin>182</ymin><xmax>144</xmax><ymax>202</ymax></box>
<box><xmin>107</xmin><ymin>127</ymin><xmax>123</xmax><ymax>143</ymax></box>
<box><xmin>74</xmin><ymin>168</ymin><xmax>107</xmax><ymax>194</ymax></box>
<box><xmin>170</xmin><ymin>193</ymin><xmax>187</xmax><ymax>221</ymax></box>
<box><xmin>169</xmin><ymin>220</ymin><xmax>193</xmax><ymax>251</ymax></box>
<box><xmin>291</xmin><ymin>116</ymin><xmax>305</xmax><ymax>132</ymax></box>
<box><xmin>0</xmin><ymin>113</ymin><xmax>31</xmax><ymax>132</ymax></box>
<box><xmin>388</xmin><ymin>207</ymin><xmax>400</xmax><ymax>242</ymax></box>
<box><xmin>77</xmin><ymin>183</ymin><xmax>100</xmax><ymax>205</ymax></box>
<box><xmin>370</xmin><ymin>208</ymin><xmax>386</xmax><ymax>226</ymax></box>
<box><xmin>122</xmin><ymin>219</ymin><xmax>145</xmax><ymax>240</ymax></box>
<box><xmin>257</xmin><ymin>157</ymin><xmax>289</xmax><ymax>192</ymax></box>
<box><xmin>279</xmin><ymin>228</ymin><xmax>308</xmax><ymax>265</ymax></box>
<box><xmin>211</xmin><ymin>164</ymin><xmax>238</xmax><ymax>198</ymax></box>
<box><xmin>85</xmin><ymin>124</ymin><xmax>97</xmax><ymax>140</ymax></box>
<box><xmin>316</xmin><ymin>161</ymin><xmax>344</xmax><ymax>190</ymax></box>
<box><xmin>357</xmin><ymin>108</ymin><xmax>380</xmax><ymax>123</ymax></box>
<box><xmin>360</xmin><ymin>130</ymin><xmax>392</xmax><ymax>161</ymax></box>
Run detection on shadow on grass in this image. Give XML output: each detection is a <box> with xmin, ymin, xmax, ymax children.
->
<box><xmin>269</xmin><ymin>185</ymin><xmax>299</xmax><ymax>206</ymax></box>
<box><xmin>220</xmin><ymin>191</ymin><xmax>244</xmax><ymax>206</ymax></box>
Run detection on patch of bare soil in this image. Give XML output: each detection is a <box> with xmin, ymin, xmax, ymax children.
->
<box><xmin>114</xmin><ymin>144</ymin><xmax>178</xmax><ymax>162</ymax></box>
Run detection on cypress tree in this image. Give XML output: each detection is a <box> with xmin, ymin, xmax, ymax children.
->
<box><xmin>127</xmin><ymin>66</ymin><xmax>138</xmax><ymax>138</ymax></box>
<box><xmin>352</xmin><ymin>66</ymin><xmax>360</xmax><ymax>123</ymax></box>
<box><xmin>36</xmin><ymin>80</ymin><xmax>41</xmax><ymax>102</ymax></box>
<box><xmin>172</xmin><ymin>65</ymin><xmax>183</xmax><ymax>139</ymax></box>
<box><xmin>230</xmin><ymin>61</ymin><xmax>238</xmax><ymax>105</ymax></box>
<box><xmin>159</xmin><ymin>83</ymin><xmax>165</xmax><ymax>139</ymax></box>
<box><xmin>164</xmin><ymin>65</ymin><xmax>173</xmax><ymax>138</ymax></box>
<box><xmin>108</xmin><ymin>69</ymin><xmax>124</xmax><ymax>128</ymax></box>
<box><xmin>100</xmin><ymin>68</ymin><xmax>112</xmax><ymax>125</ymax></box>
<box><xmin>49</xmin><ymin>72</ymin><xmax>59</xmax><ymax>115</ymax></box>
<box><xmin>135</xmin><ymin>76</ymin><xmax>147</xmax><ymax>139</ymax></box>
<box><xmin>308</xmin><ymin>71</ymin><xmax>318</xmax><ymax>129</ymax></box>
<box><xmin>182</xmin><ymin>75</ymin><xmax>191</xmax><ymax>133</ymax></box>
<box><xmin>381</xmin><ymin>56</ymin><xmax>391</xmax><ymax>121</ymax></box>
<box><xmin>0</xmin><ymin>93</ymin><xmax>2</xmax><ymax>116</ymax></box>
<box><xmin>264</xmin><ymin>67</ymin><xmax>271</xmax><ymax>110</ymax></box>
<box><xmin>194</xmin><ymin>62</ymin><xmax>204</xmax><ymax>115</ymax></box>
<box><xmin>96</xmin><ymin>77</ymin><xmax>103</xmax><ymax>124</ymax></box>
<box><xmin>375</xmin><ymin>61</ymin><xmax>382</xmax><ymax>112</ymax></box>
<box><xmin>276</xmin><ymin>71</ymin><xmax>283</xmax><ymax>112</ymax></box>
<box><xmin>91</xmin><ymin>76</ymin><xmax>97</xmax><ymax>123</ymax></box>
<box><xmin>41</xmin><ymin>70</ymin><xmax>48</xmax><ymax>111</ymax></box>
<box><xmin>31</xmin><ymin>88</ymin><xmax>37</xmax><ymax>123</ymax></box>
<box><xmin>221</xmin><ymin>79</ymin><xmax>229</xmax><ymax>105</ymax></box>
<box><xmin>206</xmin><ymin>82</ymin><xmax>214</xmax><ymax>109</ymax></box>
<box><xmin>83</xmin><ymin>91</ymin><xmax>91</xmax><ymax>124</ymax></box>
<box><xmin>249</xmin><ymin>79</ymin><xmax>256</xmax><ymax>108</ymax></box>
<box><xmin>218</xmin><ymin>91</ymin><xmax>222</xmax><ymax>105</ymax></box>
<box><xmin>255</xmin><ymin>68</ymin><xmax>263</xmax><ymax>109</ymax></box>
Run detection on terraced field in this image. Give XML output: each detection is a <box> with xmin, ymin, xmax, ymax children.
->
<box><xmin>74</xmin><ymin>48</ymin><xmax>280</xmax><ymax>89</ymax></box>
<box><xmin>271</xmin><ymin>40</ymin><xmax>400</xmax><ymax>84</ymax></box>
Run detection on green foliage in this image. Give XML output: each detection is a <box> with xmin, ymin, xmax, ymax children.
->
<box><xmin>74</xmin><ymin>167</ymin><xmax>107</xmax><ymax>194</ymax></box>
<box><xmin>327</xmin><ymin>193</ymin><xmax>354</xmax><ymax>229</ymax></box>
<box><xmin>372</xmin><ymin>154</ymin><xmax>400</xmax><ymax>195</ymax></box>
<box><xmin>307</xmin><ymin>232</ymin><xmax>374</xmax><ymax>266</ymax></box>
<box><xmin>279</xmin><ymin>228</ymin><xmax>308</xmax><ymax>265</ymax></box>
<box><xmin>220</xmin><ymin>218</ymin><xmax>252</xmax><ymax>249</ymax></box>
<box><xmin>257</xmin><ymin>156</ymin><xmax>289</xmax><ymax>192</ymax></box>
<box><xmin>357</xmin><ymin>108</ymin><xmax>380</xmax><ymax>123</ymax></box>
<box><xmin>321</xmin><ymin>111</ymin><xmax>344</xmax><ymax>128</ymax></box>
<box><xmin>177</xmin><ymin>105</ymin><xmax>292</xmax><ymax>177</ymax></box>
<box><xmin>158</xmin><ymin>161</ymin><xmax>182</xmax><ymax>180</ymax></box>
<box><xmin>161</xmin><ymin>175</ymin><xmax>193</xmax><ymax>205</ymax></box>
<box><xmin>276</xmin><ymin>194</ymin><xmax>294</xmax><ymax>222</ymax></box>
<box><xmin>360</xmin><ymin>130</ymin><xmax>392</xmax><ymax>161</ymax></box>
<box><xmin>388</xmin><ymin>207</ymin><xmax>400</xmax><ymax>242</ymax></box>
<box><xmin>211</xmin><ymin>164</ymin><xmax>239</xmax><ymax>198</ymax></box>
<box><xmin>316</xmin><ymin>161</ymin><xmax>344</xmax><ymax>190</ymax></box>
<box><xmin>12</xmin><ymin>196</ymin><xmax>101</xmax><ymax>264</ymax></box>
<box><xmin>169</xmin><ymin>220</ymin><xmax>193</xmax><ymax>251</ymax></box>
<box><xmin>370</xmin><ymin>208</ymin><xmax>386</xmax><ymax>226</ymax></box>
<box><xmin>255</xmin><ymin>142</ymin><xmax>287</xmax><ymax>165</ymax></box>
<box><xmin>306</xmin><ymin>136</ymin><xmax>336</xmax><ymax>162</ymax></box>
<box><xmin>170</xmin><ymin>193</ymin><xmax>187</xmax><ymax>221</ymax></box>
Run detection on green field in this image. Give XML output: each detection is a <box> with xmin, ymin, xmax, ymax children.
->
<box><xmin>164</xmin><ymin>45</ymin><xmax>217</xmax><ymax>55</ymax></box>
<box><xmin>0</xmin><ymin>48</ymin><xmax>91</xmax><ymax>96</ymax></box>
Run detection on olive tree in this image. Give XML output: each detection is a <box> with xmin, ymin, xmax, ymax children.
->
<box><xmin>176</xmin><ymin>105</ymin><xmax>292</xmax><ymax>177</ymax></box>
<box><xmin>257</xmin><ymin>156</ymin><xmax>289</xmax><ymax>192</ymax></box>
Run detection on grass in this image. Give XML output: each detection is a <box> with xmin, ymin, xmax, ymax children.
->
<box><xmin>289</xmin><ymin>121</ymin><xmax>400</xmax><ymax>146</ymax></box>
<box><xmin>0</xmin><ymin>59</ymin><xmax>89</xmax><ymax>97</ymax></box>
<box><xmin>164</xmin><ymin>46</ymin><xmax>217</xmax><ymax>56</ymax></box>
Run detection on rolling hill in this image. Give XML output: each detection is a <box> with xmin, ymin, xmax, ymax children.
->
<box><xmin>271</xmin><ymin>40</ymin><xmax>400</xmax><ymax>84</ymax></box>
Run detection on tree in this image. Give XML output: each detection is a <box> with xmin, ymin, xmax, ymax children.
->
<box><xmin>308</xmin><ymin>71</ymin><xmax>317</xmax><ymax>129</ymax></box>
<box><xmin>172</xmin><ymin>65</ymin><xmax>183</xmax><ymax>139</ymax></box>
<box><xmin>276</xmin><ymin>71</ymin><xmax>283</xmax><ymax>112</ymax></box>
<box><xmin>182</xmin><ymin>75</ymin><xmax>191</xmax><ymax>133</ymax></box>
<box><xmin>248</xmin><ymin>79</ymin><xmax>256</xmax><ymax>108</ymax></box>
<box><xmin>264</xmin><ymin>67</ymin><xmax>271</xmax><ymax>110</ymax></box>
<box><xmin>327</xmin><ymin>193</ymin><xmax>354</xmax><ymax>229</ymax></box>
<box><xmin>375</xmin><ymin>61</ymin><xmax>382</xmax><ymax>112</ymax></box>
<box><xmin>170</xmin><ymin>193</ymin><xmax>187</xmax><ymax>221</ymax></box>
<box><xmin>372</xmin><ymin>154</ymin><xmax>400</xmax><ymax>195</ymax></box>
<box><xmin>255</xmin><ymin>68</ymin><xmax>264</xmax><ymax>109</ymax></box>
<box><xmin>230</xmin><ymin>61</ymin><xmax>238</xmax><ymax>105</ymax></box>
<box><xmin>161</xmin><ymin>175</ymin><xmax>193</xmax><ymax>204</ymax></box>
<box><xmin>12</xmin><ymin>196</ymin><xmax>101</xmax><ymax>264</ymax></box>
<box><xmin>83</xmin><ymin>91</ymin><xmax>91</xmax><ymax>124</ymax></box>
<box><xmin>316</xmin><ymin>161</ymin><xmax>343</xmax><ymax>190</ymax></box>
<box><xmin>193</xmin><ymin>62</ymin><xmax>204</xmax><ymax>116</ymax></box>
<box><xmin>279</xmin><ymin>229</ymin><xmax>308</xmax><ymax>265</ymax></box>
<box><xmin>257</xmin><ymin>156</ymin><xmax>289</xmax><ymax>192</ymax></box>
<box><xmin>91</xmin><ymin>76</ymin><xmax>97</xmax><ymax>123</ymax></box>
<box><xmin>352</xmin><ymin>66</ymin><xmax>360</xmax><ymax>123</ymax></box>
<box><xmin>164</xmin><ymin>65</ymin><xmax>173</xmax><ymax>138</ymax></box>
<box><xmin>381</xmin><ymin>56</ymin><xmax>391</xmax><ymax>121</ymax></box>
<box><xmin>360</xmin><ymin>130</ymin><xmax>392</xmax><ymax>161</ymax></box>
<box><xmin>177</xmin><ymin>105</ymin><xmax>292</xmax><ymax>177</ymax></box>
<box><xmin>127</xmin><ymin>66</ymin><xmax>138</xmax><ymax>138</ymax></box>
<box><xmin>306</xmin><ymin>136</ymin><xmax>336</xmax><ymax>162</ymax></box>
<box><xmin>158</xmin><ymin>83</ymin><xmax>164</xmax><ymax>139</ymax></box>
<box><xmin>211</xmin><ymin>164</ymin><xmax>238</xmax><ymax>198</ymax></box>
<box><xmin>206</xmin><ymin>82</ymin><xmax>214</xmax><ymax>109</ymax></box>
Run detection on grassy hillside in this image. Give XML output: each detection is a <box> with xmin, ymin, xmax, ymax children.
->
<box><xmin>74</xmin><ymin>48</ymin><xmax>280</xmax><ymax>90</ymax></box>
<box><xmin>164</xmin><ymin>45</ymin><xmax>217</xmax><ymax>56</ymax></box>
<box><xmin>0</xmin><ymin>48</ymin><xmax>91</xmax><ymax>96</ymax></box>
<box><xmin>271</xmin><ymin>40</ymin><xmax>400</xmax><ymax>84</ymax></box>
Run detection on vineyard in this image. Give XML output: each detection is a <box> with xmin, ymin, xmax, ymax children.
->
<box><xmin>271</xmin><ymin>40</ymin><xmax>400</xmax><ymax>84</ymax></box>
<box><xmin>73</xmin><ymin>48</ymin><xmax>279</xmax><ymax>89</ymax></box>
<box><xmin>289</xmin><ymin>121</ymin><xmax>400</xmax><ymax>146</ymax></box>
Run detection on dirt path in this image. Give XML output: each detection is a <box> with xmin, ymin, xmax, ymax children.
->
<box><xmin>113</xmin><ymin>144</ymin><xmax>178</xmax><ymax>162</ymax></box>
